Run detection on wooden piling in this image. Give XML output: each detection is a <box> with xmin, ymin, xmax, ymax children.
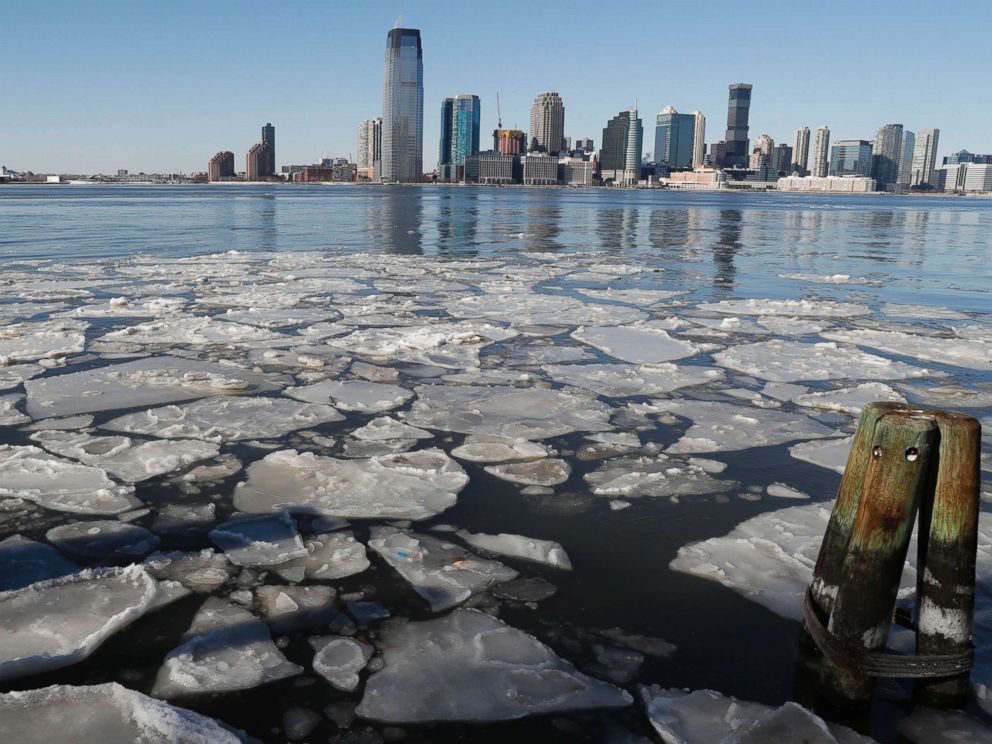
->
<box><xmin>819</xmin><ymin>410</ymin><xmax>938</xmax><ymax>705</ymax></box>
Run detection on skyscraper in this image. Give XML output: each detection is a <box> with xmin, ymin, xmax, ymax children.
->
<box><xmin>871</xmin><ymin>124</ymin><xmax>904</xmax><ymax>190</ymax></box>
<box><xmin>529</xmin><ymin>92</ymin><xmax>565</xmax><ymax>154</ymax></box>
<box><xmin>811</xmin><ymin>125</ymin><xmax>831</xmax><ymax>178</ymax></box>
<box><xmin>911</xmin><ymin>128</ymin><xmax>940</xmax><ymax>186</ymax></box>
<box><xmin>382</xmin><ymin>28</ymin><xmax>424</xmax><ymax>183</ymax></box>
<box><xmin>246</xmin><ymin>142</ymin><xmax>270</xmax><ymax>181</ymax></box>
<box><xmin>749</xmin><ymin>134</ymin><xmax>774</xmax><ymax>169</ymax></box>
<box><xmin>830</xmin><ymin>140</ymin><xmax>873</xmax><ymax>177</ymax></box>
<box><xmin>208</xmin><ymin>151</ymin><xmax>235</xmax><ymax>182</ymax></box>
<box><xmin>261</xmin><ymin>123</ymin><xmax>275</xmax><ymax>177</ymax></box>
<box><xmin>691</xmin><ymin>111</ymin><xmax>706</xmax><ymax>168</ymax></box>
<box><xmin>772</xmin><ymin>144</ymin><xmax>794</xmax><ymax>175</ymax></box>
<box><xmin>898</xmin><ymin>130</ymin><xmax>915</xmax><ymax>185</ymax></box>
<box><xmin>438</xmin><ymin>94</ymin><xmax>481</xmax><ymax>182</ymax></box>
<box><xmin>357</xmin><ymin>117</ymin><xmax>383</xmax><ymax>179</ymax></box>
<box><xmin>653</xmin><ymin>106</ymin><xmax>695</xmax><ymax>168</ymax></box>
<box><xmin>792</xmin><ymin>126</ymin><xmax>810</xmax><ymax>175</ymax></box>
<box><xmin>718</xmin><ymin>83</ymin><xmax>752</xmax><ymax>168</ymax></box>
<box><xmin>600</xmin><ymin>106</ymin><xmax>642</xmax><ymax>186</ymax></box>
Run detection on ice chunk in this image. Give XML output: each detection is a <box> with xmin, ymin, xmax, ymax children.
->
<box><xmin>584</xmin><ymin>456</ymin><xmax>737</xmax><ymax>499</ymax></box>
<box><xmin>234</xmin><ymin>448</ymin><xmax>468</xmax><ymax>521</ymax></box>
<box><xmin>256</xmin><ymin>585</ymin><xmax>337</xmax><ymax>633</ymax></box>
<box><xmin>451</xmin><ymin>437</ymin><xmax>550</xmax><ymax>463</ymax></box>
<box><xmin>574</xmin><ymin>288</ymin><xmax>684</xmax><ymax>306</ymax></box>
<box><xmin>766</xmin><ymin>483</ymin><xmax>810</xmax><ymax>500</ymax></box>
<box><xmin>696</xmin><ymin>298</ymin><xmax>871</xmax><ymax>318</ymax></box>
<box><xmin>493</xmin><ymin>577</ymin><xmax>558</xmax><ymax>602</ymax></box>
<box><xmin>326</xmin><ymin>322</ymin><xmax>517</xmax><ymax>369</ymax></box>
<box><xmin>778</xmin><ymin>272</ymin><xmax>872</xmax><ymax>286</ymax></box>
<box><xmin>457</xmin><ymin>530</ymin><xmax>572</xmax><ymax>570</ymax></box>
<box><xmin>270</xmin><ymin>531</ymin><xmax>370</xmax><ymax>582</ymax></box>
<box><xmin>30</xmin><ymin>430</ymin><xmax>218</xmax><ymax>483</ymax></box>
<box><xmin>571</xmin><ymin>325</ymin><xmax>699</xmax><ymax>364</ymax></box>
<box><xmin>0</xmin><ymin>565</ymin><xmax>182</xmax><ymax>682</ymax></box>
<box><xmin>599</xmin><ymin>628</ymin><xmax>676</xmax><ymax>657</ymax></box>
<box><xmin>0</xmin><ymin>321</ymin><xmax>87</xmax><ymax>362</ymax></box>
<box><xmin>714</xmin><ymin>340</ymin><xmax>929</xmax><ymax>382</ymax></box>
<box><xmin>46</xmin><ymin>520</ymin><xmax>160</xmax><ymax>561</ymax></box>
<box><xmin>144</xmin><ymin>550</ymin><xmax>232</xmax><ymax>593</ymax></box>
<box><xmin>350</xmin><ymin>416</ymin><xmax>432</xmax><ymax>441</ymax></box>
<box><xmin>102</xmin><ymin>395</ymin><xmax>344</xmax><ymax>442</ymax></box>
<box><xmin>897</xmin><ymin>383</ymin><xmax>992</xmax><ymax>409</ymax></box>
<box><xmin>0</xmin><ymin>683</ymin><xmax>252</xmax><ymax>743</ymax></box>
<box><xmin>0</xmin><ymin>394</ymin><xmax>29</xmax><ymax>426</ymax></box>
<box><xmin>405</xmin><ymin>384</ymin><xmax>612</xmax><ymax>440</ymax></box>
<box><xmin>543</xmin><ymin>363</ymin><xmax>722</xmax><ymax>398</ymax></box>
<box><xmin>0</xmin><ymin>363</ymin><xmax>43</xmax><ymax>391</ymax></box>
<box><xmin>102</xmin><ymin>315</ymin><xmax>289</xmax><ymax>346</ymax></box>
<box><xmin>209</xmin><ymin>512</ymin><xmax>307</xmax><ymax>567</ymax></box>
<box><xmin>20</xmin><ymin>414</ymin><xmax>94</xmax><ymax>431</ymax></box>
<box><xmin>448</xmin><ymin>292</ymin><xmax>646</xmax><ymax>326</ymax></box>
<box><xmin>485</xmin><ymin>458</ymin><xmax>571</xmax><ymax>486</ymax></box>
<box><xmin>0</xmin><ymin>445</ymin><xmax>139</xmax><ymax>515</ymax></box>
<box><xmin>287</xmin><ymin>380</ymin><xmax>413</xmax><ymax>413</ymax></box>
<box><xmin>0</xmin><ymin>535</ymin><xmax>80</xmax><ymax>591</ymax></box>
<box><xmin>761</xmin><ymin>381</ymin><xmax>809</xmax><ymax>401</ymax></box>
<box><xmin>822</xmin><ymin>328</ymin><xmax>992</xmax><ymax>372</ymax></box>
<box><xmin>283</xmin><ymin>707</ymin><xmax>322</xmax><ymax>742</ymax></box>
<box><xmin>642</xmin><ymin>399</ymin><xmax>836</xmax><ymax>454</ymax></box>
<box><xmin>792</xmin><ymin>382</ymin><xmax>906</xmax><ymax>414</ymax></box>
<box><xmin>24</xmin><ymin>356</ymin><xmax>277</xmax><ymax>418</ymax></box>
<box><xmin>356</xmin><ymin>609</ymin><xmax>631</xmax><ymax>722</ymax></box>
<box><xmin>151</xmin><ymin>503</ymin><xmax>217</xmax><ymax>536</ymax></box>
<box><xmin>789</xmin><ymin>437</ymin><xmax>852</xmax><ymax>474</ymax></box>
<box><xmin>367</xmin><ymin>527</ymin><xmax>518</xmax><ymax>612</ymax></box>
<box><xmin>311</xmin><ymin>636</ymin><xmax>373</xmax><ymax>692</ymax></box>
<box><xmin>152</xmin><ymin>597</ymin><xmax>302</xmax><ymax>698</ymax></box>
<box><xmin>881</xmin><ymin>303</ymin><xmax>970</xmax><ymax>320</ymax></box>
<box><xmin>898</xmin><ymin>707</ymin><xmax>992</xmax><ymax>744</ymax></box>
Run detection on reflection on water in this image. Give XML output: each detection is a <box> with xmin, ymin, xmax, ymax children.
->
<box><xmin>376</xmin><ymin>188</ymin><xmax>423</xmax><ymax>255</ymax></box>
<box><xmin>713</xmin><ymin>208</ymin><xmax>742</xmax><ymax>289</ymax></box>
<box><xmin>597</xmin><ymin>207</ymin><xmax>639</xmax><ymax>251</ymax></box>
<box><xmin>525</xmin><ymin>203</ymin><xmax>563</xmax><ymax>252</ymax></box>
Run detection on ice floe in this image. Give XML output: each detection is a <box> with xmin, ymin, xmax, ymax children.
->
<box><xmin>286</xmin><ymin>379</ymin><xmax>413</xmax><ymax>413</ymax></box>
<box><xmin>543</xmin><ymin>363</ymin><xmax>722</xmax><ymax>398</ymax></box>
<box><xmin>571</xmin><ymin>325</ymin><xmax>699</xmax><ymax>364</ymax></box>
<box><xmin>584</xmin><ymin>456</ymin><xmax>738</xmax><ymax>499</ymax></box>
<box><xmin>325</xmin><ymin>322</ymin><xmax>516</xmax><ymax>369</ymax></box>
<box><xmin>103</xmin><ymin>316</ymin><xmax>290</xmax><ymax>347</ymax></box>
<box><xmin>0</xmin><ymin>535</ymin><xmax>80</xmax><ymax>591</ymax></box>
<box><xmin>0</xmin><ymin>321</ymin><xmax>87</xmax><ymax>363</ymax></box>
<box><xmin>791</xmin><ymin>382</ymin><xmax>906</xmax><ymax>414</ymax></box>
<box><xmin>822</xmin><ymin>328</ymin><xmax>992</xmax><ymax>371</ymax></box>
<box><xmin>256</xmin><ymin>585</ymin><xmax>337</xmax><ymax>633</ymax></box>
<box><xmin>789</xmin><ymin>437</ymin><xmax>852</xmax><ymax>474</ymax></box>
<box><xmin>144</xmin><ymin>550</ymin><xmax>233</xmax><ymax>593</ymax></box>
<box><xmin>448</xmin><ymin>293</ymin><xmax>646</xmax><ymax>326</ymax></box>
<box><xmin>311</xmin><ymin>636</ymin><xmax>373</xmax><ymax>692</ymax></box>
<box><xmin>485</xmin><ymin>458</ymin><xmax>571</xmax><ymax>486</ymax></box>
<box><xmin>897</xmin><ymin>706</ymin><xmax>992</xmax><ymax>744</ymax></box>
<box><xmin>0</xmin><ymin>394</ymin><xmax>29</xmax><ymax>426</ymax></box>
<box><xmin>350</xmin><ymin>416</ymin><xmax>432</xmax><ymax>441</ymax></box>
<box><xmin>270</xmin><ymin>531</ymin><xmax>370</xmax><ymax>582</ymax></box>
<box><xmin>457</xmin><ymin>530</ymin><xmax>573</xmax><ymax>570</ymax></box>
<box><xmin>450</xmin><ymin>437</ymin><xmax>551</xmax><ymax>463</ymax></box>
<box><xmin>46</xmin><ymin>520</ymin><xmax>160</xmax><ymax>561</ymax></box>
<box><xmin>209</xmin><ymin>512</ymin><xmax>307</xmax><ymax>567</ymax></box>
<box><xmin>696</xmin><ymin>298</ymin><xmax>872</xmax><ymax>318</ymax></box>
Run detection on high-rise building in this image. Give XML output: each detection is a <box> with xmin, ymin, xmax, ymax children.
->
<box><xmin>438</xmin><ymin>94</ymin><xmax>481</xmax><ymax>182</ymax></box>
<box><xmin>575</xmin><ymin>137</ymin><xmax>594</xmax><ymax>152</ymax></box>
<box><xmin>246</xmin><ymin>142</ymin><xmax>271</xmax><ymax>181</ymax></box>
<box><xmin>382</xmin><ymin>28</ymin><xmax>424</xmax><ymax>183</ymax></box>
<box><xmin>772</xmin><ymin>144</ymin><xmax>794</xmax><ymax>175</ymax></box>
<box><xmin>811</xmin><ymin>125</ymin><xmax>830</xmax><ymax>178</ymax></box>
<box><xmin>529</xmin><ymin>92</ymin><xmax>565</xmax><ymax>154</ymax></box>
<box><xmin>911</xmin><ymin>128</ymin><xmax>940</xmax><ymax>186</ymax></box>
<box><xmin>749</xmin><ymin>134</ymin><xmax>774</xmax><ymax>169</ymax></box>
<box><xmin>653</xmin><ymin>106</ymin><xmax>695</xmax><ymax>168</ymax></box>
<box><xmin>208</xmin><ymin>151</ymin><xmax>235</xmax><ymax>182</ymax></box>
<box><xmin>261</xmin><ymin>123</ymin><xmax>276</xmax><ymax>177</ymax></box>
<box><xmin>871</xmin><ymin>124</ymin><xmax>904</xmax><ymax>189</ymax></box>
<box><xmin>357</xmin><ymin>118</ymin><xmax>382</xmax><ymax>169</ymax></box>
<box><xmin>715</xmin><ymin>83</ymin><xmax>752</xmax><ymax>168</ymax></box>
<box><xmin>897</xmin><ymin>130</ymin><xmax>915</xmax><ymax>185</ymax></box>
<box><xmin>691</xmin><ymin>111</ymin><xmax>706</xmax><ymax>168</ymax></box>
<box><xmin>830</xmin><ymin>140</ymin><xmax>874</xmax><ymax>178</ymax></box>
<box><xmin>792</xmin><ymin>126</ymin><xmax>810</xmax><ymax>175</ymax></box>
<box><xmin>493</xmin><ymin>129</ymin><xmax>527</xmax><ymax>156</ymax></box>
<box><xmin>600</xmin><ymin>106</ymin><xmax>642</xmax><ymax>185</ymax></box>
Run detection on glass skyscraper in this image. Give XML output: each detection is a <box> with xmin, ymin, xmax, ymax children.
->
<box><xmin>830</xmin><ymin>140</ymin><xmax>874</xmax><ymax>177</ymax></box>
<box><xmin>438</xmin><ymin>94</ymin><xmax>480</xmax><ymax>182</ymax></box>
<box><xmin>723</xmin><ymin>83</ymin><xmax>752</xmax><ymax>168</ymax></box>
<box><xmin>653</xmin><ymin>106</ymin><xmax>695</xmax><ymax>168</ymax></box>
<box><xmin>382</xmin><ymin>28</ymin><xmax>424</xmax><ymax>183</ymax></box>
<box><xmin>261</xmin><ymin>123</ymin><xmax>275</xmax><ymax>177</ymax></box>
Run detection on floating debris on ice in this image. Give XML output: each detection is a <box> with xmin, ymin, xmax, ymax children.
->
<box><xmin>209</xmin><ymin>512</ymin><xmax>307</xmax><ymax>567</ymax></box>
<box><xmin>287</xmin><ymin>379</ymin><xmax>413</xmax><ymax>413</ymax></box>
<box><xmin>368</xmin><ymin>527</ymin><xmax>518</xmax><ymax>612</ymax></box>
<box><xmin>0</xmin><ymin>565</ymin><xmax>183</xmax><ymax>682</ymax></box>
<box><xmin>822</xmin><ymin>328</ymin><xmax>992</xmax><ymax>371</ymax></box>
<box><xmin>0</xmin><ymin>535</ymin><xmax>80</xmax><ymax>591</ymax></box>
<box><xmin>310</xmin><ymin>636</ymin><xmax>373</xmax><ymax>692</ymax></box>
<box><xmin>485</xmin><ymin>458</ymin><xmax>571</xmax><ymax>486</ymax></box>
<box><xmin>0</xmin><ymin>445</ymin><xmax>140</xmax><ymax>515</ymax></box>
<box><xmin>791</xmin><ymin>382</ymin><xmax>906</xmax><ymax>414</ymax></box>
<box><xmin>543</xmin><ymin>363</ymin><xmax>722</xmax><ymax>398</ymax></box>
<box><xmin>571</xmin><ymin>325</ymin><xmax>699</xmax><ymax>364</ymax></box>
<box><xmin>450</xmin><ymin>437</ymin><xmax>550</xmax><ymax>463</ymax></box>
<box><xmin>270</xmin><ymin>531</ymin><xmax>369</xmax><ymax>582</ymax></box>
<box><xmin>0</xmin><ymin>683</ymin><xmax>252</xmax><ymax>743</ymax></box>
<box><xmin>789</xmin><ymin>437</ymin><xmax>852</xmax><ymax>474</ymax></box>
<box><xmin>234</xmin><ymin>448</ymin><xmax>468</xmax><ymax>520</ymax></box>
<box><xmin>46</xmin><ymin>520</ymin><xmax>160</xmax><ymax>561</ymax></box>
<box><xmin>457</xmin><ymin>530</ymin><xmax>572</xmax><ymax>570</ymax></box>
<box><xmin>152</xmin><ymin>597</ymin><xmax>303</xmax><ymax>698</ymax></box>
<box><xmin>356</xmin><ymin>609</ymin><xmax>632</xmax><ymax>722</ymax></box>
<box><xmin>766</xmin><ymin>483</ymin><xmax>810</xmax><ymax>500</ymax></box>
<box><xmin>584</xmin><ymin>456</ymin><xmax>737</xmax><ymax>499</ymax></box>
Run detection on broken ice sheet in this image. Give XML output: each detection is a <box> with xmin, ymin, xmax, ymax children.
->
<box><xmin>640</xmin><ymin>399</ymin><xmax>836</xmax><ymax>454</ymax></box>
<box><xmin>0</xmin><ymin>320</ymin><xmax>87</xmax><ymax>363</ymax></box>
<box><xmin>0</xmin><ymin>565</ymin><xmax>184</xmax><ymax>682</ymax></box>
<box><xmin>789</xmin><ymin>437</ymin><xmax>852</xmax><ymax>474</ymax></box>
<box><xmin>822</xmin><ymin>328</ymin><xmax>992</xmax><ymax>372</ymax></box>
<box><xmin>325</xmin><ymin>322</ymin><xmax>517</xmax><ymax>369</ymax></box>
<box><xmin>0</xmin><ymin>363</ymin><xmax>43</xmax><ymax>391</ymax></box>
<box><xmin>0</xmin><ymin>683</ymin><xmax>253</xmax><ymax>744</ymax></box>
<box><xmin>404</xmin><ymin>384</ymin><xmax>612</xmax><ymax>440</ymax></box>
<box><xmin>24</xmin><ymin>356</ymin><xmax>279</xmax><ymax>418</ymax></box>
<box><xmin>270</xmin><ymin>531</ymin><xmax>370</xmax><ymax>582</ymax></box>
<box><xmin>102</xmin><ymin>315</ymin><xmax>292</xmax><ymax>347</ymax></box>
<box><xmin>209</xmin><ymin>512</ymin><xmax>307</xmax><ymax>567</ymax></box>
<box><xmin>350</xmin><ymin>416</ymin><xmax>432</xmax><ymax>441</ymax></box>
<box><xmin>368</xmin><ymin>526</ymin><xmax>518</xmax><ymax>612</ymax></box>
<box><xmin>584</xmin><ymin>455</ymin><xmax>738</xmax><ymax>499</ymax></box>
<box><xmin>573</xmin><ymin>287</ymin><xmax>685</xmax><ymax>306</ymax></box>
<box><xmin>0</xmin><ymin>445</ymin><xmax>141</xmax><ymax>515</ymax></box>
<box><xmin>286</xmin><ymin>379</ymin><xmax>413</xmax><ymax>413</ymax></box>
<box><xmin>485</xmin><ymin>458</ymin><xmax>571</xmax><ymax>486</ymax></box>
<box><xmin>234</xmin><ymin>448</ymin><xmax>468</xmax><ymax>520</ymax></box>
<box><xmin>152</xmin><ymin>597</ymin><xmax>302</xmax><ymax>698</ymax></box>
<box><xmin>0</xmin><ymin>393</ymin><xmax>29</xmax><ymax>426</ymax></box>
<box><xmin>310</xmin><ymin>636</ymin><xmax>373</xmax><ymax>692</ymax></box>
<box><xmin>571</xmin><ymin>325</ymin><xmax>699</xmax><ymax>364</ymax></box>
<box><xmin>450</xmin><ymin>437</ymin><xmax>551</xmax><ymax>463</ymax></box>
<box><xmin>256</xmin><ymin>585</ymin><xmax>337</xmax><ymax>633</ymax></box>
<box><xmin>543</xmin><ymin>363</ymin><xmax>723</xmax><ymax>398</ymax></box>
<box><xmin>896</xmin><ymin>383</ymin><xmax>992</xmax><ymax>409</ymax></box>
<box><xmin>0</xmin><ymin>535</ymin><xmax>81</xmax><ymax>591</ymax></box>
<box><xmin>898</xmin><ymin>706</ymin><xmax>992</xmax><ymax>744</ymax></box>
<box><xmin>102</xmin><ymin>395</ymin><xmax>344</xmax><ymax>443</ymax></box>
<box><xmin>447</xmin><ymin>293</ymin><xmax>647</xmax><ymax>325</ymax></box>
<box><xmin>356</xmin><ymin>608</ymin><xmax>632</xmax><ymax>722</ymax></box>
<box><xmin>457</xmin><ymin>530</ymin><xmax>572</xmax><ymax>570</ymax></box>
<box><xmin>791</xmin><ymin>382</ymin><xmax>906</xmax><ymax>414</ymax></box>
<box><xmin>695</xmin><ymin>298</ymin><xmax>872</xmax><ymax>318</ymax></box>
<box><xmin>144</xmin><ymin>549</ymin><xmax>232</xmax><ymax>593</ymax></box>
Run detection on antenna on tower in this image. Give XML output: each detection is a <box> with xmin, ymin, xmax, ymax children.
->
<box><xmin>497</xmin><ymin>92</ymin><xmax>502</xmax><ymax>129</ymax></box>
<box><xmin>393</xmin><ymin>16</ymin><xmax>403</xmax><ymax>29</ymax></box>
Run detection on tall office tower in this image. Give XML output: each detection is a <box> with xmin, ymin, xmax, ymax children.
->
<box><xmin>600</xmin><ymin>106</ymin><xmax>642</xmax><ymax>185</ymax></box>
<box><xmin>792</xmin><ymin>126</ymin><xmax>810</xmax><ymax>175</ymax></box>
<box><xmin>653</xmin><ymin>106</ymin><xmax>696</xmax><ymax>168</ymax></box>
<box><xmin>830</xmin><ymin>140</ymin><xmax>874</xmax><ymax>177</ymax></box>
<box><xmin>871</xmin><ymin>123</ymin><xmax>904</xmax><ymax>189</ymax></box>
<box><xmin>772</xmin><ymin>144</ymin><xmax>793</xmax><ymax>175</ymax></box>
<box><xmin>529</xmin><ymin>92</ymin><xmax>565</xmax><ymax>154</ymax></box>
<box><xmin>261</xmin><ymin>123</ymin><xmax>276</xmax><ymax>176</ymax></box>
<box><xmin>438</xmin><ymin>94</ymin><xmax>481</xmax><ymax>181</ymax></box>
<box><xmin>897</xmin><ymin>130</ymin><xmax>915</xmax><ymax>185</ymax></box>
<box><xmin>721</xmin><ymin>83</ymin><xmax>752</xmax><ymax>168</ymax></box>
<box><xmin>246</xmin><ymin>142</ymin><xmax>270</xmax><ymax>181</ymax></box>
<box><xmin>576</xmin><ymin>137</ymin><xmax>594</xmax><ymax>152</ymax></box>
<box><xmin>911</xmin><ymin>128</ymin><xmax>940</xmax><ymax>186</ymax></box>
<box><xmin>357</xmin><ymin>118</ymin><xmax>382</xmax><ymax>169</ymax></box>
<box><xmin>382</xmin><ymin>28</ymin><xmax>424</xmax><ymax>183</ymax></box>
<box><xmin>494</xmin><ymin>129</ymin><xmax>527</xmax><ymax>155</ymax></box>
<box><xmin>208</xmin><ymin>151</ymin><xmax>235</xmax><ymax>181</ymax></box>
<box><xmin>691</xmin><ymin>111</ymin><xmax>706</xmax><ymax>167</ymax></box>
<box><xmin>811</xmin><ymin>125</ymin><xmax>831</xmax><ymax>177</ymax></box>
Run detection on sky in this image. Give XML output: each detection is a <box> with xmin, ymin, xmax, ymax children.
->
<box><xmin>4</xmin><ymin>0</ymin><xmax>991</xmax><ymax>174</ymax></box>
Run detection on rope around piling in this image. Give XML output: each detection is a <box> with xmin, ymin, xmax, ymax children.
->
<box><xmin>803</xmin><ymin>590</ymin><xmax>974</xmax><ymax>679</ymax></box>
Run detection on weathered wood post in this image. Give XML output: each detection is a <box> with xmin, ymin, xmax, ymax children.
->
<box><xmin>818</xmin><ymin>410</ymin><xmax>938</xmax><ymax>705</ymax></box>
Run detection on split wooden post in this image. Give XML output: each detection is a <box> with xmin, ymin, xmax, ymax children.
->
<box><xmin>818</xmin><ymin>410</ymin><xmax>938</xmax><ymax>705</ymax></box>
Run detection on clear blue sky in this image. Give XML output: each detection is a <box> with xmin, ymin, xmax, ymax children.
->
<box><xmin>4</xmin><ymin>0</ymin><xmax>990</xmax><ymax>174</ymax></box>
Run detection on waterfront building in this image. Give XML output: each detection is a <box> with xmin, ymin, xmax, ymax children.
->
<box><xmin>772</xmin><ymin>144</ymin><xmax>794</xmax><ymax>175</ymax></box>
<box><xmin>521</xmin><ymin>153</ymin><xmax>560</xmax><ymax>185</ymax></box>
<box><xmin>559</xmin><ymin>157</ymin><xmax>595</xmax><ymax>186</ymax></box>
<box><xmin>356</xmin><ymin>117</ymin><xmax>382</xmax><ymax>180</ymax></box>
<box><xmin>599</xmin><ymin>107</ymin><xmax>642</xmax><ymax>186</ymax></box>
<box><xmin>830</xmin><ymin>140</ymin><xmax>873</xmax><ymax>178</ymax></box>
<box><xmin>871</xmin><ymin>123</ymin><xmax>903</xmax><ymax>189</ymax></box>
<box><xmin>691</xmin><ymin>111</ymin><xmax>706</xmax><ymax>168</ymax></box>
<box><xmin>811</xmin><ymin>125</ymin><xmax>830</xmax><ymax>178</ymax></box>
<box><xmin>494</xmin><ymin>129</ymin><xmax>527</xmax><ymax>156</ymax></box>
<box><xmin>714</xmin><ymin>83</ymin><xmax>752</xmax><ymax>168</ymax></box>
<box><xmin>897</xmin><ymin>130</ymin><xmax>915</xmax><ymax>186</ymax></box>
<box><xmin>208</xmin><ymin>151</ymin><xmax>235</xmax><ymax>182</ymax></box>
<box><xmin>792</xmin><ymin>126</ymin><xmax>810</xmax><ymax>175</ymax></box>
<box><xmin>382</xmin><ymin>28</ymin><xmax>424</xmax><ymax>183</ymax></box>
<box><xmin>245</xmin><ymin>142</ymin><xmax>271</xmax><ymax>181</ymax></box>
<box><xmin>529</xmin><ymin>92</ymin><xmax>565</xmax><ymax>154</ymax></box>
<box><xmin>261</xmin><ymin>123</ymin><xmax>276</xmax><ymax>177</ymax></box>
<box><xmin>438</xmin><ymin>94</ymin><xmax>481</xmax><ymax>182</ymax></box>
<box><xmin>777</xmin><ymin>175</ymin><xmax>876</xmax><ymax>193</ymax></box>
<box><xmin>963</xmin><ymin>164</ymin><xmax>992</xmax><ymax>192</ymax></box>
<box><xmin>910</xmin><ymin>128</ymin><xmax>940</xmax><ymax>186</ymax></box>
<box><xmin>575</xmin><ymin>137</ymin><xmax>594</xmax><ymax>152</ymax></box>
<box><xmin>749</xmin><ymin>134</ymin><xmax>774</xmax><ymax>169</ymax></box>
<box><xmin>465</xmin><ymin>151</ymin><xmax>516</xmax><ymax>184</ymax></box>
<box><xmin>653</xmin><ymin>106</ymin><xmax>695</xmax><ymax>168</ymax></box>
<box><xmin>666</xmin><ymin>166</ymin><xmax>727</xmax><ymax>190</ymax></box>
<box><xmin>295</xmin><ymin>164</ymin><xmax>357</xmax><ymax>182</ymax></box>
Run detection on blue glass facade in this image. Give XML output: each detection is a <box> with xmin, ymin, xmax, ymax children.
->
<box><xmin>438</xmin><ymin>95</ymin><xmax>480</xmax><ymax>181</ymax></box>
<box><xmin>653</xmin><ymin>110</ymin><xmax>695</xmax><ymax>168</ymax></box>
<box><xmin>830</xmin><ymin>140</ymin><xmax>874</xmax><ymax>177</ymax></box>
<box><xmin>382</xmin><ymin>29</ymin><xmax>424</xmax><ymax>183</ymax></box>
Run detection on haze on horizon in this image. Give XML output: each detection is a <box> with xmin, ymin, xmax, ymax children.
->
<box><xmin>4</xmin><ymin>0</ymin><xmax>991</xmax><ymax>174</ymax></box>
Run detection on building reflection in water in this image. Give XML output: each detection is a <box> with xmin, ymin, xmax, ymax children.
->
<box><xmin>597</xmin><ymin>207</ymin><xmax>639</xmax><ymax>251</ymax></box>
<box><xmin>246</xmin><ymin>192</ymin><xmax>278</xmax><ymax>251</ymax></box>
<box><xmin>375</xmin><ymin>188</ymin><xmax>423</xmax><ymax>255</ymax></box>
<box><xmin>713</xmin><ymin>208</ymin><xmax>742</xmax><ymax>288</ymax></box>
<box><xmin>524</xmin><ymin>202</ymin><xmax>563</xmax><ymax>252</ymax></box>
<box><xmin>436</xmin><ymin>189</ymin><xmax>479</xmax><ymax>257</ymax></box>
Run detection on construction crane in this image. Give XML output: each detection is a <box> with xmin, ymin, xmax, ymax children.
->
<box><xmin>496</xmin><ymin>92</ymin><xmax>502</xmax><ymax>129</ymax></box>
